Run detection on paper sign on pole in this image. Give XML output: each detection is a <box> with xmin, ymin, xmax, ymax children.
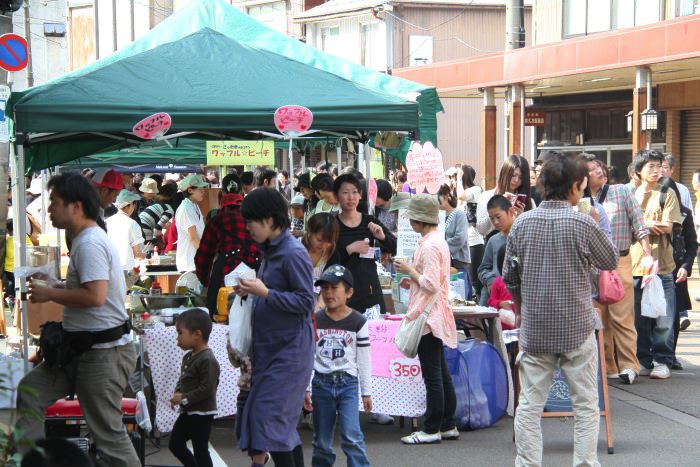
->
<box><xmin>0</xmin><ymin>84</ymin><xmax>9</xmax><ymax>143</ymax></box>
<box><xmin>406</xmin><ymin>141</ymin><xmax>444</xmax><ymax>194</ymax></box>
<box><xmin>132</xmin><ymin>112</ymin><xmax>172</xmax><ymax>139</ymax></box>
<box><xmin>206</xmin><ymin>140</ymin><xmax>274</xmax><ymax>166</ymax></box>
<box><xmin>396</xmin><ymin>208</ymin><xmax>446</xmax><ymax>259</ymax></box>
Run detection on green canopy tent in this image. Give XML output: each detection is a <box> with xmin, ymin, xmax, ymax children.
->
<box><xmin>10</xmin><ymin>28</ymin><xmax>419</xmax><ymax>172</ymax></box>
<box><xmin>7</xmin><ymin>0</ymin><xmax>440</xmax><ymax>167</ymax></box>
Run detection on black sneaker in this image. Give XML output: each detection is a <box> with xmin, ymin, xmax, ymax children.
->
<box><xmin>680</xmin><ymin>317</ymin><xmax>691</xmax><ymax>331</ymax></box>
<box><xmin>671</xmin><ymin>361</ymin><xmax>684</xmax><ymax>371</ymax></box>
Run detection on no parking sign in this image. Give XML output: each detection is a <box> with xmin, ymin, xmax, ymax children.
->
<box><xmin>0</xmin><ymin>34</ymin><xmax>28</xmax><ymax>72</ymax></box>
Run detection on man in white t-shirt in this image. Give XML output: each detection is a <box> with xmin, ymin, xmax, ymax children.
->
<box><xmin>175</xmin><ymin>174</ymin><xmax>207</xmax><ymax>272</ymax></box>
<box><xmin>17</xmin><ymin>172</ymin><xmax>139</xmax><ymax>467</ymax></box>
<box><xmin>107</xmin><ymin>189</ymin><xmax>145</xmax><ymax>271</ymax></box>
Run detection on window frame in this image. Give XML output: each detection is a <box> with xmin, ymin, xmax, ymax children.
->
<box><xmin>561</xmin><ymin>0</ymin><xmax>663</xmax><ymax>39</ymax></box>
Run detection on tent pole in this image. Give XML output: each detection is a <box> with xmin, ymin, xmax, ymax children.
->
<box><xmin>12</xmin><ymin>143</ymin><xmax>30</xmax><ymax>372</ymax></box>
<box><xmin>358</xmin><ymin>143</ymin><xmax>364</xmax><ymax>175</ymax></box>
<box><xmin>365</xmin><ymin>143</ymin><xmax>371</xmax><ymax>180</ymax></box>
<box><xmin>288</xmin><ymin>139</ymin><xmax>293</xmax><ymax>177</ymax></box>
<box><xmin>336</xmin><ymin>143</ymin><xmax>342</xmax><ymax>174</ymax></box>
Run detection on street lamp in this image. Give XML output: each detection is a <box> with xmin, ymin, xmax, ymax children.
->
<box><xmin>641</xmin><ymin>108</ymin><xmax>658</xmax><ymax>131</ymax></box>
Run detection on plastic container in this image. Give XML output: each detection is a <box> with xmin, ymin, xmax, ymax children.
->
<box><xmin>149</xmin><ymin>279</ymin><xmax>162</xmax><ymax>296</ymax></box>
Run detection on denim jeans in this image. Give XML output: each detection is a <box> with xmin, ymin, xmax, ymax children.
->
<box><xmin>634</xmin><ymin>273</ymin><xmax>676</xmax><ymax>367</ymax></box>
<box><xmin>311</xmin><ymin>372</ymin><xmax>369</xmax><ymax>467</ymax></box>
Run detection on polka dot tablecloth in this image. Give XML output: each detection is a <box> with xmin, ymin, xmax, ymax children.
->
<box><xmin>143</xmin><ymin>323</ymin><xmax>240</xmax><ymax>433</ymax></box>
<box><xmin>144</xmin><ymin>323</ymin><xmax>429</xmax><ymax>432</ymax></box>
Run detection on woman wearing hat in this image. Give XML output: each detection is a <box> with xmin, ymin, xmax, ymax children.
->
<box><xmin>175</xmin><ymin>175</ymin><xmax>208</xmax><ymax>272</ymax></box>
<box><xmin>194</xmin><ymin>174</ymin><xmax>260</xmax><ymax>317</ymax></box>
<box><xmin>394</xmin><ymin>194</ymin><xmax>458</xmax><ymax>445</ymax></box>
<box><xmin>295</xmin><ymin>171</ymin><xmax>318</xmax><ymax>231</ymax></box>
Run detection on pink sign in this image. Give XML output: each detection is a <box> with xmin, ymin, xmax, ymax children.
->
<box><xmin>274</xmin><ymin>105</ymin><xmax>313</xmax><ymax>137</ymax></box>
<box><xmin>406</xmin><ymin>141</ymin><xmax>444</xmax><ymax>194</ymax></box>
<box><xmin>369</xmin><ymin>320</ymin><xmax>419</xmax><ymax>378</ymax></box>
<box><xmin>368</xmin><ymin>178</ymin><xmax>378</xmax><ymax>206</ymax></box>
<box><xmin>133</xmin><ymin>112</ymin><xmax>172</xmax><ymax>139</ymax></box>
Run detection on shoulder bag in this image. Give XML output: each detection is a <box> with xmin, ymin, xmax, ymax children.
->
<box><xmin>395</xmin><ymin>289</ymin><xmax>441</xmax><ymax>358</ymax></box>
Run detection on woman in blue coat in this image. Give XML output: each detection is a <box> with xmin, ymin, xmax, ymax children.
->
<box><xmin>238</xmin><ymin>188</ymin><xmax>315</xmax><ymax>467</ymax></box>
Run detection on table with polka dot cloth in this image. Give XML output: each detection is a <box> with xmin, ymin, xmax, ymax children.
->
<box><xmin>143</xmin><ymin>323</ymin><xmax>240</xmax><ymax>433</ymax></box>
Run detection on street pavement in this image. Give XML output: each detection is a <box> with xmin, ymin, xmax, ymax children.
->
<box><xmin>148</xmin><ymin>310</ymin><xmax>700</xmax><ymax>467</ymax></box>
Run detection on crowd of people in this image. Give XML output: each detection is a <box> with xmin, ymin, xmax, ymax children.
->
<box><xmin>7</xmin><ymin>147</ymin><xmax>698</xmax><ymax>466</ymax></box>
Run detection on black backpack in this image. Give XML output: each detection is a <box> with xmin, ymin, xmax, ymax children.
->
<box><xmin>659</xmin><ymin>186</ymin><xmax>686</xmax><ymax>265</ymax></box>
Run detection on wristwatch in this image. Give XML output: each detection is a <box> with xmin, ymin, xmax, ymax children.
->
<box><xmin>181</xmin><ymin>397</ymin><xmax>189</xmax><ymax>406</ymax></box>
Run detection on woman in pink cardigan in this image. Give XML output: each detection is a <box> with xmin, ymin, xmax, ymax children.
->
<box><xmin>394</xmin><ymin>194</ymin><xmax>458</xmax><ymax>445</ymax></box>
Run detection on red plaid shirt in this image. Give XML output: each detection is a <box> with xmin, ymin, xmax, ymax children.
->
<box><xmin>195</xmin><ymin>195</ymin><xmax>260</xmax><ymax>286</ymax></box>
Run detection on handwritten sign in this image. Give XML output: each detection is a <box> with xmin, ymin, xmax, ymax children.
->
<box><xmin>406</xmin><ymin>141</ymin><xmax>444</xmax><ymax>194</ymax></box>
<box><xmin>274</xmin><ymin>105</ymin><xmax>313</xmax><ymax>137</ymax></box>
<box><xmin>390</xmin><ymin>357</ymin><xmax>422</xmax><ymax>381</ymax></box>
<box><xmin>206</xmin><ymin>140</ymin><xmax>274</xmax><ymax>166</ymax></box>
<box><xmin>133</xmin><ymin>112</ymin><xmax>172</xmax><ymax>139</ymax></box>
<box><xmin>396</xmin><ymin>208</ymin><xmax>446</xmax><ymax>259</ymax></box>
<box><xmin>368</xmin><ymin>320</ymin><xmax>419</xmax><ymax>378</ymax></box>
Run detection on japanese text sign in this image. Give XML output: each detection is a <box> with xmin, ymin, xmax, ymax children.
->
<box><xmin>406</xmin><ymin>141</ymin><xmax>444</xmax><ymax>194</ymax></box>
<box><xmin>133</xmin><ymin>112</ymin><xmax>172</xmax><ymax>139</ymax></box>
<box><xmin>369</xmin><ymin>320</ymin><xmax>419</xmax><ymax>378</ymax></box>
<box><xmin>274</xmin><ymin>105</ymin><xmax>313</xmax><ymax>137</ymax></box>
<box><xmin>206</xmin><ymin>140</ymin><xmax>274</xmax><ymax>166</ymax></box>
<box><xmin>525</xmin><ymin>110</ymin><xmax>546</xmax><ymax>126</ymax></box>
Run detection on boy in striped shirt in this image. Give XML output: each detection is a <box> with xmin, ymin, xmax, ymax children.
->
<box><xmin>304</xmin><ymin>265</ymin><xmax>372</xmax><ymax>467</ymax></box>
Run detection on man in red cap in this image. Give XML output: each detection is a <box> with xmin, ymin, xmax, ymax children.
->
<box><xmin>92</xmin><ymin>169</ymin><xmax>124</xmax><ymax>210</ymax></box>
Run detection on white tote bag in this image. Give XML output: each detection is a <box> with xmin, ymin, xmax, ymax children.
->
<box><xmin>395</xmin><ymin>291</ymin><xmax>441</xmax><ymax>359</ymax></box>
<box><xmin>228</xmin><ymin>295</ymin><xmax>254</xmax><ymax>358</ymax></box>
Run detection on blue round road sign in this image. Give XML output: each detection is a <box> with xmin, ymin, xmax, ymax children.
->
<box><xmin>0</xmin><ymin>33</ymin><xmax>28</xmax><ymax>72</ymax></box>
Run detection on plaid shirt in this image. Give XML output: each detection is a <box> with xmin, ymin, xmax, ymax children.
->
<box><xmin>596</xmin><ymin>184</ymin><xmax>649</xmax><ymax>252</ymax></box>
<box><xmin>503</xmin><ymin>201</ymin><xmax>618</xmax><ymax>354</ymax></box>
<box><xmin>194</xmin><ymin>195</ymin><xmax>260</xmax><ymax>287</ymax></box>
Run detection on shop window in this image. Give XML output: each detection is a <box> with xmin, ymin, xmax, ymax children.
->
<box><xmin>564</xmin><ymin>0</ymin><xmax>663</xmax><ymax>38</ymax></box>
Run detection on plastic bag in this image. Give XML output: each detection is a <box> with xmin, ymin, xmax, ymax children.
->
<box><xmin>641</xmin><ymin>275</ymin><xmax>666</xmax><ymax>318</ymax></box>
<box><xmin>135</xmin><ymin>390</ymin><xmax>152</xmax><ymax>433</ymax></box>
<box><xmin>14</xmin><ymin>261</ymin><xmax>60</xmax><ymax>286</ymax></box>
<box><xmin>228</xmin><ymin>295</ymin><xmax>254</xmax><ymax>359</ymax></box>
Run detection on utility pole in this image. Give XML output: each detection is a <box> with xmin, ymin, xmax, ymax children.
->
<box><xmin>95</xmin><ymin>0</ymin><xmax>100</xmax><ymax>59</ymax></box>
<box><xmin>130</xmin><ymin>0</ymin><xmax>135</xmax><ymax>41</ymax></box>
<box><xmin>112</xmin><ymin>0</ymin><xmax>117</xmax><ymax>51</ymax></box>
<box><xmin>23</xmin><ymin>0</ymin><xmax>33</xmax><ymax>87</ymax></box>
<box><xmin>505</xmin><ymin>0</ymin><xmax>525</xmax><ymax>156</ymax></box>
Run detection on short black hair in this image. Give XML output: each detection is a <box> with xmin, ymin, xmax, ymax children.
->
<box><xmin>21</xmin><ymin>437</ymin><xmax>94</xmax><ymax>467</ymax></box>
<box><xmin>48</xmin><ymin>171</ymin><xmax>100</xmax><ymax>221</ymax></box>
<box><xmin>333</xmin><ymin>173</ymin><xmax>363</xmax><ymax>196</ymax></box>
<box><xmin>487</xmin><ymin>194</ymin><xmax>512</xmax><ymax>212</ymax></box>
<box><xmin>241</xmin><ymin>188</ymin><xmax>291</xmax><ymax>230</ymax></box>
<box><xmin>340</xmin><ymin>167</ymin><xmax>365</xmax><ymax>180</ymax></box>
<box><xmin>664</xmin><ymin>153</ymin><xmax>676</xmax><ymax>168</ymax></box>
<box><xmin>150</xmin><ymin>174</ymin><xmax>163</xmax><ymax>187</ymax></box>
<box><xmin>311</xmin><ymin>173</ymin><xmax>334</xmax><ymax>194</ymax></box>
<box><xmin>158</xmin><ymin>182</ymin><xmax>178</xmax><ymax>200</ymax></box>
<box><xmin>634</xmin><ymin>149</ymin><xmax>665</xmax><ymax>175</ymax></box>
<box><xmin>255</xmin><ymin>168</ymin><xmax>277</xmax><ymax>187</ymax></box>
<box><xmin>376</xmin><ymin>179</ymin><xmax>393</xmax><ymax>202</ymax></box>
<box><xmin>221</xmin><ymin>173</ymin><xmax>242</xmax><ymax>194</ymax></box>
<box><xmin>241</xmin><ymin>171</ymin><xmax>255</xmax><ymax>186</ymax></box>
<box><xmin>280</xmin><ymin>170</ymin><xmax>289</xmax><ymax>178</ymax></box>
<box><xmin>538</xmin><ymin>153</ymin><xmax>588</xmax><ymax>201</ymax></box>
<box><xmin>176</xmin><ymin>309</ymin><xmax>213</xmax><ymax>341</ymax></box>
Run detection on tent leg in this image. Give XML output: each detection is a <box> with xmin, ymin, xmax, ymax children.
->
<box><xmin>11</xmin><ymin>143</ymin><xmax>30</xmax><ymax>373</ymax></box>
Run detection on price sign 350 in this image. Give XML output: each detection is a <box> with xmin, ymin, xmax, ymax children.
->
<box><xmin>389</xmin><ymin>358</ymin><xmax>422</xmax><ymax>380</ymax></box>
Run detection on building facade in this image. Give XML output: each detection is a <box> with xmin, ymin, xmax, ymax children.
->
<box><xmin>394</xmin><ymin>1</ymin><xmax>700</xmax><ymax>191</ymax></box>
<box><xmin>296</xmin><ymin>0</ymin><xmax>534</xmax><ymax>170</ymax></box>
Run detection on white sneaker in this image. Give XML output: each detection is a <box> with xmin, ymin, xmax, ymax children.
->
<box><xmin>440</xmin><ymin>427</ymin><xmax>459</xmax><ymax>440</ymax></box>
<box><xmin>370</xmin><ymin>413</ymin><xmax>395</xmax><ymax>425</ymax></box>
<box><xmin>618</xmin><ymin>368</ymin><xmax>637</xmax><ymax>385</ymax></box>
<box><xmin>639</xmin><ymin>366</ymin><xmax>653</xmax><ymax>376</ymax></box>
<box><xmin>650</xmin><ymin>363</ymin><xmax>671</xmax><ymax>379</ymax></box>
<box><xmin>401</xmin><ymin>431</ymin><xmax>441</xmax><ymax>445</ymax></box>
